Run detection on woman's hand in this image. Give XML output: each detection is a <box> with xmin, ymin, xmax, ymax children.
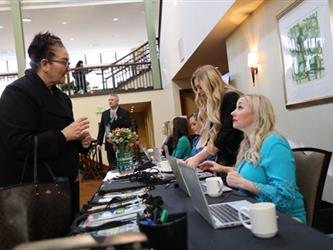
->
<box><xmin>226</xmin><ymin>170</ymin><xmax>259</xmax><ymax>194</ymax></box>
<box><xmin>198</xmin><ymin>160</ymin><xmax>224</xmax><ymax>173</ymax></box>
<box><xmin>61</xmin><ymin>117</ymin><xmax>89</xmax><ymax>141</ymax></box>
<box><xmin>185</xmin><ymin>156</ymin><xmax>200</xmax><ymax>168</ymax></box>
<box><xmin>226</xmin><ymin>170</ymin><xmax>244</xmax><ymax>188</ymax></box>
<box><xmin>80</xmin><ymin>131</ymin><xmax>92</xmax><ymax>148</ymax></box>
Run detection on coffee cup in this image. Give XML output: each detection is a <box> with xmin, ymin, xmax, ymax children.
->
<box><xmin>206</xmin><ymin>177</ymin><xmax>223</xmax><ymax>197</ymax></box>
<box><xmin>238</xmin><ymin>202</ymin><xmax>278</xmax><ymax>238</ymax></box>
<box><xmin>147</xmin><ymin>148</ymin><xmax>154</xmax><ymax>161</ymax></box>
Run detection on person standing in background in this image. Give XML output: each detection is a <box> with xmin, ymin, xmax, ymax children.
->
<box><xmin>0</xmin><ymin>32</ymin><xmax>92</xmax><ymax>220</ymax></box>
<box><xmin>72</xmin><ymin>60</ymin><xmax>91</xmax><ymax>93</ymax></box>
<box><xmin>97</xmin><ymin>94</ymin><xmax>130</xmax><ymax>169</ymax></box>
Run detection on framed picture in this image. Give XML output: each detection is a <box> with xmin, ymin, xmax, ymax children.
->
<box><xmin>277</xmin><ymin>0</ymin><xmax>333</xmax><ymax>108</ymax></box>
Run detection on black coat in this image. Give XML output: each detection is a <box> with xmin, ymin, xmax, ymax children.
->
<box><xmin>214</xmin><ymin>91</ymin><xmax>244</xmax><ymax>166</ymax></box>
<box><xmin>97</xmin><ymin>107</ymin><xmax>130</xmax><ymax>151</ymax></box>
<box><xmin>0</xmin><ymin>69</ymin><xmax>82</xmax><ymax>187</ymax></box>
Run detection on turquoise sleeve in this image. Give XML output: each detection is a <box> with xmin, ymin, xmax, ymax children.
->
<box><xmin>253</xmin><ymin>142</ymin><xmax>299</xmax><ymax>213</ymax></box>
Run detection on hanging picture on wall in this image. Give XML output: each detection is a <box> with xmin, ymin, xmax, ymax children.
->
<box><xmin>277</xmin><ymin>0</ymin><xmax>333</xmax><ymax>108</ymax></box>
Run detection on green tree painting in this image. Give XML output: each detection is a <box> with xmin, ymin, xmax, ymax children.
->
<box><xmin>287</xmin><ymin>12</ymin><xmax>325</xmax><ymax>84</ymax></box>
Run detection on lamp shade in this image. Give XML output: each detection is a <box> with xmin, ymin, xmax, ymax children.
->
<box><xmin>248</xmin><ymin>52</ymin><xmax>258</xmax><ymax>68</ymax></box>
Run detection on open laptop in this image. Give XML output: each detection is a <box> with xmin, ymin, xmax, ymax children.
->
<box><xmin>167</xmin><ymin>156</ymin><xmax>232</xmax><ymax>196</ymax></box>
<box><xmin>179</xmin><ymin>162</ymin><xmax>251</xmax><ymax>229</ymax></box>
<box><xmin>153</xmin><ymin>147</ymin><xmax>162</xmax><ymax>163</ymax></box>
<box><xmin>167</xmin><ymin>156</ymin><xmax>190</xmax><ymax>195</ymax></box>
<box><xmin>139</xmin><ymin>145</ymin><xmax>150</xmax><ymax>161</ymax></box>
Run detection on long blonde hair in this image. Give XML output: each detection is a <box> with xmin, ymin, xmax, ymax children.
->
<box><xmin>236</xmin><ymin>95</ymin><xmax>276</xmax><ymax>166</ymax></box>
<box><xmin>191</xmin><ymin>65</ymin><xmax>238</xmax><ymax>141</ymax></box>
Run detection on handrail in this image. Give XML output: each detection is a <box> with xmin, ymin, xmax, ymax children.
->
<box><xmin>113</xmin><ymin>41</ymin><xmax>149</xmax><ymax>64</ymax></box>
<box><xmin>0</xmin><ymin>72</ymin><xmax>18</xmax><ymax>77</ymax></box>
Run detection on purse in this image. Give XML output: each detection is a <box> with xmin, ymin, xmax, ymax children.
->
<box><xmin>0</xmin><ymin>136</ymin><xmax>73</xmax><ymax>250</ymax></box>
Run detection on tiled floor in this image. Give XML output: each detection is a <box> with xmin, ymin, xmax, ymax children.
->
<box><xmin>79</xmin><ymin>179</ymin><xmax>103</xmax><ymax>208</ymax></box>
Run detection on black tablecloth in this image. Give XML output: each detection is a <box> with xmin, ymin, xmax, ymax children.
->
<box><xmin>151</xmin><ymin>184</ymin><xmax>333</xmax><ymax>250</ymax></box>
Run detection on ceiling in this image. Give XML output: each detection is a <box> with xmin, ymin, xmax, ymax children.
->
<box><xmin>0</xmin><ymin>0</ymin><xmax>160</xmax><ymax>58</ymax></box>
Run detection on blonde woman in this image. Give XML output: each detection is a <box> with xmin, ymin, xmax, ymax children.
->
<box><xmin>186</xmin><ymin>65</ymin><xmax>243</xmax><ymax>176</ymax></box>
<box><xmin>225</xmin><ymin>94</ymin><xmax>306</xmax><ymax>223</ymax></box>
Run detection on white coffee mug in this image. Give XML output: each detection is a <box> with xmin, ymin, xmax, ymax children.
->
<box><xmin>147</xmin><ymin>148</ymin><xmax>154</xmax><ymax>160</ymax></box>
<box><xmin>238</xmin><ymin>202</ymin><xmax>278</xmax><ymax>238</ymax></box>
<box><xmin>206</xmin><ymin>177</ymin><xmax>223</xmax><ymax>197</ymax></box>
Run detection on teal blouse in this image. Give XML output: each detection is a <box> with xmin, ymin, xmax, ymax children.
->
<box><xmin>236</xmin><ymin>133</ymin><xmax>306</xmax><ymax>223</ymax></box>
<box><xmin>172</xmin><ymin>135</ymin><xmax>191</xmax><ymax>160</ymax></box>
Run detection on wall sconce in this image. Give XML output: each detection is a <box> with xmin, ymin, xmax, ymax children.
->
<box><xmin>248</xmin><ymin>52</ymin><xmax>258</xmax><ymax>86</ymax></box>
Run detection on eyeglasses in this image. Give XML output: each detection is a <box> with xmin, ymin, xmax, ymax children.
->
<box><xmin>50</xmin><ymin>59</ymin><xmax>71</xmax><ymax>67</ymax></box>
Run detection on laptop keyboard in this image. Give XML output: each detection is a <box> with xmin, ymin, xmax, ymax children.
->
<box><xmin>210</xmin><ymin>203</ymin><xmax>247</xmax><ymax>224</ymax></box>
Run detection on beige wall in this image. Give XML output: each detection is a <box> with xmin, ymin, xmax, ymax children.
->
<box><xmin>226</xmin><ymin>0</ymin><xmax>333</xmax><ymax>202</ymax></box>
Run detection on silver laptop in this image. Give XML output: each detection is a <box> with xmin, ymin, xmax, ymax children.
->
<box><xmin>167</xmin><ymin>156</ymin><xmax>232</xmax><ymax>196</ymax></box>
<box><xmin>139</xmin><ymin>145</ymin><xmax>151</xmax><ymax>161</ymax></box>
<box><xmin>167</xmin><ymin>156</ymin><xmax>190</xmax><ymax>195</ymax></box>
<box><xmin>179</xmin><ymin>162</ymin><xmax>251</xmax><ymax>229</ymax></box>
<box><xmin>153</xmin><ymin>147</ymin><xmax>162</xmax><ymax>163</ymax></box>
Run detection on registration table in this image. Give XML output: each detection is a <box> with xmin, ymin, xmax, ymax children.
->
<box><xmin>150</xmin><ymin>184</ymin><xmax>333</xmax><ymax>250</ymax></box>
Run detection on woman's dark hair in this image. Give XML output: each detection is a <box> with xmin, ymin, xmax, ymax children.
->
<box><xmin>75</xmin><ymin>60</ymin><xmax>83</xmax><ymax>68</ymax></box>
<box><xmin>28</xmin><ymin>31</ymin><xmax>64</xmax><ymax>70</ymax></box>
<box><xmin>171</xmin><ymin>117</ymin><xmax>189</xmax><ymax>149</ymax></box>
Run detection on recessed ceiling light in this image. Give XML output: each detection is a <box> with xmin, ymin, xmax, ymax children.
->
<box><xmin>70</xmin><ymin>38</ymin><xmax>74</xmax><ymax>41</ymax></box>
<box><xmin>62</xmin><ymin>21</ymin><xmax>67</xmax><ymax>25</ymax></box>
<box><xmin>22</xmin><ymin>17</ymin><xmax>32</xmax><ymax>22</ymax></box>
<box><xmin>113</xmin><ymin>17</ymin><xmax>119</xmax><ymax>21</ymax></box>
<box><xmin>0</xmin><ymin>25</ymin><xmax>3</xmax><ymax>29</ymax></box>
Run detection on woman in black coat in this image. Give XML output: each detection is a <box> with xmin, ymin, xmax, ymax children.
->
<box><xmin>186</xmin><ymin>65</ymin><xmax>243</xmax><ymax>180</ymax></box>
<box><xmin>0</xmin><ymin>32</ymin><xmax>91</xmax><ymax>217</ymax></box>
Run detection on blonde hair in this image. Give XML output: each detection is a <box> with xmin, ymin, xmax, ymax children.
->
<box><xmin>191</xmin><ymin>65</ymin><xmax>239</xmax><ymax>141</ymax></box>
<box><xmin>236</xmin><ymin>94</ymin><xmax>276</xmax><ymax>166</ymax></box>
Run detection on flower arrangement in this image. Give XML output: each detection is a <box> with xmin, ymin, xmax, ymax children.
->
<box><xmin>107</xmin><ymin>128</ymin><xmax>139</xmax><ymax>152</ymax></box>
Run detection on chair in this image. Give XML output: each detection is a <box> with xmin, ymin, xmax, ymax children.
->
<box><xmin>292</xmin><ymin>147</ymin><xmax>332</xmax><ymax>226</ymax></box>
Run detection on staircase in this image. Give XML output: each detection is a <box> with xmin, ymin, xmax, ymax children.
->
<box><xmin>66</xmin><ymin>40</ymin><xmax>159</xmax><ymax>96</ymax></box>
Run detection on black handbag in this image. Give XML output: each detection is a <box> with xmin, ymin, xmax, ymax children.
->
<box><xmin>0</xmin><ymin>136</ymin><xmax>72</xmax><ymax>250</ymax></box>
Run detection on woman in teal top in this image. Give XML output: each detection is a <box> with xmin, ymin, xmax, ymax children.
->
<box><xmin>226</xmin><ymin>94</ymin><xmax>306</xmax><ymax>223</ymax></box>
<box><xmin>171</xmin><ymin>117</ymin><xmax>191</xmax><ymax>160</ymax></box>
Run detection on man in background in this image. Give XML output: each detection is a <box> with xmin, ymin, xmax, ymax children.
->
<box><xmin>97</xmin><ymin>94</ymin><xmax>130</xmax><ymax>169</ymax></box>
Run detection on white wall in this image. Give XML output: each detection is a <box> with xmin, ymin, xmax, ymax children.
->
<box><xmin>159</xmin><ymin>0</ymin><xmax>235</xmax><ymax>80</ymax></box>
<box><xmin>158</xmin><ymin>0</ymin><xmax>235</xmax><ymax>133</ymax></box>
<box><xmin>226</xmin><ymin>0</ymin><xmax>333</xmax><ymax>202</ymax></box>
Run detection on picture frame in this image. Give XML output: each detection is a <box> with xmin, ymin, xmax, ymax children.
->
<box><xmin>277</xmin><ymin>0</ymin><xmax>333</xmax><ymax>108</ymax></box>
